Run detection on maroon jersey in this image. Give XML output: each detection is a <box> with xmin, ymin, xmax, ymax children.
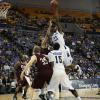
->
<box><xmin>15</xmin><ymin>61</ymin><xmax>28</xmax><ymax>86</ymax></box>
<box><xmin>32</xmin><ymin>53</ymin><xmax>53</xmax><ymax>89</ymax></box>
<box><xmin>15</xmin><ymin>61</ymin><xmax>22</xmax><ymax>80</ymax></box>
<box><xmin>35</xmin><ymin>53</ymin><xmax>52</xmax><ymax>72</ymax></box>
<box><xmin>41</xmin><ymin>48</ymin><xmax>50</xmax><ymax>55</ymax></box>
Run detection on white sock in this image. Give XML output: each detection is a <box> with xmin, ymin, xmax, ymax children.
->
<box><xmin>77</xmin><ymin>96</ymin><xmax>81</xmax><ymax>100</ymax></box>
<box><xmin>22</xmin><ymin>89</ymin><xmax>24</xmax><ymax>95</ymax></box>
<box><xmin>41</xmin><ymin>89</ymin><xmax>45</xmax><ymax>94</ymax></box>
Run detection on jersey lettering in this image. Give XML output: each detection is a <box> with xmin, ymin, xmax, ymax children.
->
<box><xmin>55</xmin><ymin>56</ymin><xmax>62</xmax><ymax>63</ymax></box>
<box><xmin>67</xmin><ymin>53</ymin><xmax>70</xmax><ymax>57</ymax></box>
<box><xmin>53</xmin><ymin>35</ymin><xmax>58</xmax><ymax>41</ymax></box>
<box><xmin>40</xmin><ymin>57</ymin><xmax>48</xmax><ymax>65</ymax></box>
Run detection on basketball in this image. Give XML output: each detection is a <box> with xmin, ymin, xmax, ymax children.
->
<box><xmin>50</xmin><ymin>0</ymin><xmax>58</xmax><ymax>8</ymax></box>
<box><xmin>50</xmin><ymin>0</ymin><xmax>58</xmax><ymax>13</ymax></box>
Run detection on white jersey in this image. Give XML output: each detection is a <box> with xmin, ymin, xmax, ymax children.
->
<box><xmin>52</xmin><ymin>30</ymin><xmax>65</xmax><ymax>49</ymax></box>
<box><xmin>63</xmin><ymin>45</ymin><xmax>73</xmax><ymax>66</ymax></box>
<box><xmin>52</xmin><ymin>30</ymin><xmax>73</xmax><ymax>66</ymax></box>
<box><xmin>75</xmin><ymin>65</ymin><xmax>82</xmax><ymax>75</ymax></box>
<box><xmin>47</xmin><ymin>50</ymin><xmax>74</xmax><ymax>94</ymax></box>
<box><xmin>48</xmin><ymin>50</ymin><xmax>65</xmax><ymax>71</ymax></box>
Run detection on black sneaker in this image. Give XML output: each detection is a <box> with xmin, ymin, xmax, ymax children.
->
<box><xmin>39</xmin><ymin>94</ymin><xmax>46</xmax><ymax>100</ymax></box>
<box><xmin>22</xmin><ymin>95</ymin><xmax>27</xmax><ymax>99</ymax></box>
<box><xmin>13</xmin><ymin>95</ymin><xmax>17</xmax><ymax>100</ymax></box>
<box><xmin>97</xmin><ymin>92</ymin><xmax>100</xmax><ymax>95</ymax></box>
<box><xmin>46</xmin><ymin>91</ymin><xmax>54</xmax><ymax>100</ymax></box>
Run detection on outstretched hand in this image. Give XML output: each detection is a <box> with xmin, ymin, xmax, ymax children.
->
<box><xmin>50</xmin><ymin>0</ymin><xmax>58</xmax><ymax>15</ymax></box>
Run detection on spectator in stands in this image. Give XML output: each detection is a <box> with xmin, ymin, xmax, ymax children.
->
<box><xmin>9</xmin><ymin>78</ymin><xmax>17</xmax><ymax>93</ymax></box>
<box><xmin>0</xmin><ymin>75</ymin><xmax>6</xmax><ymax>94</ymax></box>
<box><xmin>0</xmin><ymin>75</ymin><xmax>3</xmax><ymax>94</ymax></box>
<box><xmin>5</xmin><ymin>76</ymin><xmax>11</xmax><ymax>93</ymax></box>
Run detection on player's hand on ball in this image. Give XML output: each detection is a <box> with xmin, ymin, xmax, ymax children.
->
<box><xmin>50</xmin><ymin>0</ymin><xmax>58</xmax><ymax>13</ymax></box>
<box><xmin>50</xmin><ymin>0</ymin><xmax>58</xmax><ymax>7</ymax></box>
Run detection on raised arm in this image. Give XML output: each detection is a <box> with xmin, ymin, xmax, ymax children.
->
<box><xmin>55</xmin><ymin>9</ymin><xmax>64</xmax><ymax>34</ymax></box>
<box><xmin>52</xmin><ymin>0</ymin><xmax>63</xmax><ymax>34</ymax></box>
<box><xmin>41</xmin><ymin>20</ymin><xmax>52</xmax><ymax>48</ymax></box>
<box><xmin>20</xmin><ymin>55</ymin><xmax>37</xmax><ymax>80</ymax></box>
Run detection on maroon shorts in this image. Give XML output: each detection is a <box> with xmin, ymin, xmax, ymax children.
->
<box><xmin>32</xmin><ymin>70</ymin><xmax>53</xmax><ymax>89</ymax></box>
<box><xmin>17</xmin><ymin>76</ymin><xmax>28</xmax><ymax>87</ymax></box>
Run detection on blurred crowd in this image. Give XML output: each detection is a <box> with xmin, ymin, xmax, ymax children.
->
<box><xmin>0</xmin><ymin>8</ymin><xmax>100</xmax><ymax>94</ymax></box>
<box><xmin>64</xmin><ymin>33</ymin><xmax>100</xmax><ymax>79</ymax></box>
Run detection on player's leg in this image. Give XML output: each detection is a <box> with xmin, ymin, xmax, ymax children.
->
<box><xmin>22</xmin><ymin>84</ymin><xmax>29</xmax><ymax>99</ymax></box>
<box><xmin>20</xmin><ymin>76</ymin><xmax>30</xmax><ymax>99</ymax></box>
<box><xmin>32</xmin><ymin>74</ymin><xmax>47</xmax><ymax>100</ymax></box>
<box><xmin>68</xmin><ymin>89</ymin><xmax>81</xmax><ymax>100</ymax></box>
<box><xmin>39</xmin><ymin>82</ymin><xmax>47</xmax><ymax>100</ymax></box>
<box><xmin>61</xmin><ymin>73</ymin><xmax>82</xmax><ymax>100</ymax></box>
<box><xmin>46</xmin><ymin>79</ymin><xmax>58</xmax><ymax>99</ymax></box>
<box><xmin>59</xmin><ymin>84</ymin><xmax>62</xmax><ymax>98</ymax></box>
<box><xmin>46</xmin><ymin>71</ymin><xmax>63</xmax><ymax>100</ymax></box>
<box><xmin>38</xmin><ymin>70</ymin><xmax>53</xmax><ymax>100</ymax></box>
<box><xmin>13</xmin><ymin>85</ymin><xmax>21</xmax><ymax>100</ymax></box>
<box><xmin>39</xmin><ymin>79</ymin><xmax>50</xmax><ymax>100</ymax></box>
<box><xmin>39</xmin><ymin>88</ymin><xmax>47</xmax><ymax>100</ymax></box>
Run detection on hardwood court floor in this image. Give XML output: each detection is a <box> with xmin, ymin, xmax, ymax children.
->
<box><xmin>0</xmin><ymin>88</ymin><xmax>100</xmax><ymax>100</ymax></box>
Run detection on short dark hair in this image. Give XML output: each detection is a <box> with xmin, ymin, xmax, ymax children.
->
<box><xmin>33</xmin><ymin>45</ymin><xmax>41</xmax><ymax>53</ymax></box>
<box><xmin>53</xmin><ymin>43</ymin><xmax>60</xmax><ymax>50</ymax></box>
<box><xmin>21</xmin><ymin>55</ymin><xmax>28</xmax><ymax>62</ymax></box>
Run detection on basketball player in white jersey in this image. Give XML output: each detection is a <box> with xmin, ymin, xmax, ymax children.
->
<box><xmin>46</xmin><ymin>43</ymin><xmax>81</xmax><ymax>100</ymax></box>
<box><xmin>52</xmin><ymin>21</ymin><xmax>73</xmax><ymax>66</ymax></box>
<box><xmin>51</xmin><ymin>0</ymin><xmax>73</xmax><ymax>66</ymax></box>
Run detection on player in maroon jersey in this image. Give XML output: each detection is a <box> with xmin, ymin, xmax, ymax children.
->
<box><xmin>40</xmin><ymin>19</ymin><xmax>52</xmax><ymax>53</ymax></box>
<box><xmin>20</xmin><ymin>45</ymin><xmax>53</xmax><ymax>100</ymax></box>
<box><xmin>20</xmin><ymin>20</ymin><xmax>53</xmax><ymax>100</ymax></box>
<box><xmin>39</xmin><ymin>20</ymin><xmax>53</xmax><ymax>99</ymax></box>
<box><xmin>13</xmin><ymin>56</ymin><xmax>30</xmax><ymax>100</ymax></box>
<box><xmin>32</xmin><ymin>47</ymin><xmax>53</xmax><ymax>89</ymax></box>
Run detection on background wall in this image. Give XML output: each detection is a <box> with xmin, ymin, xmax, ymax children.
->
<box><xmin>5</xmin><ymin>0</ymin><xmax>100</xmax><ymax>13</ymax></box>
